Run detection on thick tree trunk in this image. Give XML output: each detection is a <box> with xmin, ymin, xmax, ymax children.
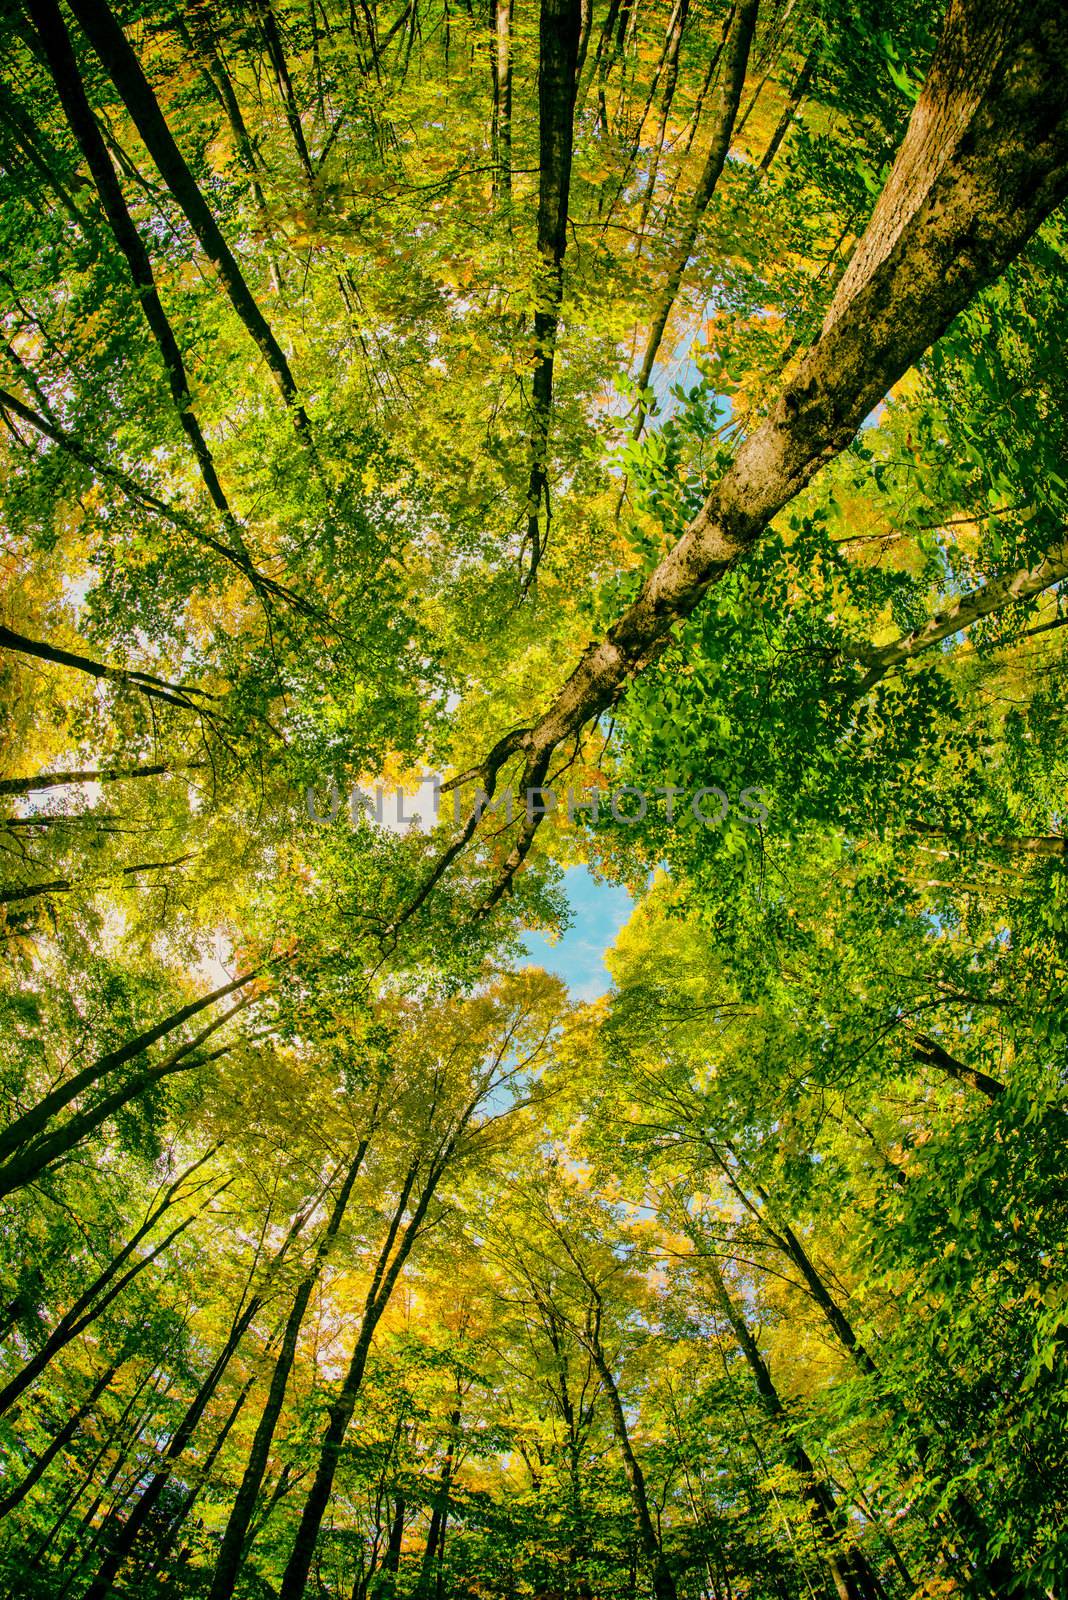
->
<box><xmin>478</xmin><ymin>0</ymin><xmax>1068</xmax><ymax>906</ymax></box>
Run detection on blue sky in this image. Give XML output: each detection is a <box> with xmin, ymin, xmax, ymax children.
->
<box><xmin>521</xmin><ymin>866</ymin><xmax>634</xmax><ymax>1002</ymax></box>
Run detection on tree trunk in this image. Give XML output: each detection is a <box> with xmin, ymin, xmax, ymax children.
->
<box><xmin>703</xmin><ymin>1255</ymin><xmax>882</xmax><ymax>1600</ymax></box>
<box><xmin>278</xmin><ymin>1139</ymin><xmax>458</xmax><ymax>1599</ymax></box>
<box><xmin>633</xmin><ymin>0</ymin><xmax>758</xmax><ymax>427</ymax></box>
<box><xmin>24</xmin><ymin>0</ymin><xmax>254</xmax><ymax>545</ymax></box>
<box><xmin>0</xmin><ymin>967</ymin><xmax>258</xmax><ymax>1167</ymax></box>
<box><xmin>207</xmin><ymin>1136</ymin><xmax>374</xmax><ymax>1600</ymax></box>
<box><xmin>522</xmin><ymin>0</ymin><xmax>583</xmax><ymax>588</ymax></box>
<box><xmin>584</xmin><ymin>1301</ymin><xmax>677</xmax><ymax>1600</ymax></box>
<box><xmin>81</xmin><ymin>1205</ymin><xmax>310</xmax><ymax>1600</ymax></box>
<box><xmin>757</xmin><ymin>47</ymin><xmax>816</xmax><ymax>173</ymax></box>
<box><xmin>0</xmin><ymin>1011</ymin><xmax>241</xmax><ymax>1197</ymax></box>
<box><xmin>478</xmin><ymin>0</ymin><xmax>1068</xmax><ymax>906</ymax></box>
<box><xmin>0</xmin><ymin>1359</ymin><xmax>120</xmax><ymax>1518</ymax></box>
<box><xmin>61</xmin><ymin>0</ymin><xmax>315</xmax><ymax>455</ymax></box>
<box><xmin>0</xmin><ymin>1154</ymin><xmax>214</xmax><ymax>1418</ymax></box>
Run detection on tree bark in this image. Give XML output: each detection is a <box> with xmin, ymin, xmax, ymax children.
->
<box><xmin>24</xmin><ymin>0</ymin><xmax>253</xmax><ymax>544</ymax></box>
<box><xmin>0</xmin><ymin>1155</ymin><xmax>215</xmax><ymax>1418</ymax></box>
<box><xmin>757</xmin><ymin>46</ymin><xmax>816</xmax><ymax>173</ymax></box>
<box><xmin>704</xmin><ymin>1255</ymin><xmax>882</xmax><ymax>1600</ymax></box>
<box><xmin>0</xmin><ymin>1359</ymin><xmax>120</xmax><ymax>1518</ymax></box>
<box><xmin>0</xmin><ymin>1011</ymin><xmax>241</xmax><ymax>1198</ymax></box>
<box><xmin>632</xmin><ymin>0</ymin><xmax>758</xmax><ymax>430</ymax></box>
<box><xmin>60</xmin><ymin>0</ymin><xmax>315</xmax><ymax>454</ymax></box>
<box><xmin>81</xmin><ymin>1206</ymin><xmax>310</xmax><ymax>1600</ymax></box>
<box><xmin>522</xmin><ymin>0</ymin><xmax>583</xmax><ymax>588</ymax></box>
<box><xmin>584</xmin><ymin>1304</ymin><xmax>678</xmax><ymax>1600</ymax></box>
<box><xmin>0</xmin><ymin>968</ymin><xmax>259</xmax><ymax>1167</ymax></box>
<box><xmin>0</xmin><ymin>762</ymin><xmax>197</xmax><ymax>799</ymax></box>
<box><xmin>278</xmin><ymin>1134</ymin><xmax>461</xmax><ymax>1599</ymax></box>
<box><xmin>909</xmin><ymin>1032</ymin><xmax>1006</xmax><ymax>1099</ymax></box>
<box><xmin>853</xmin><ymin>538</ymin><xmax>1068</xmax><ymax>691</ymax></box>
<box><xmin>207</xmin><ymin>1135</ymin><xmax>374</xmax><ymax>1600</ymax></box>
<box><xmin>0</xmin><ymin>384</ymin><xmax>306</xmax><ymax>609</ymax></box>
<box><xmin>477</xmin><ymin>0</ymin><xmax>1068</xmax><ymax>906</ymax></box>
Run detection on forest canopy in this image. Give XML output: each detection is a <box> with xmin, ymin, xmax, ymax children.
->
<box><xmin>1</xmin><ymin>0</ymin><xmax>1067</xmax><ymax>1597</ymax></box>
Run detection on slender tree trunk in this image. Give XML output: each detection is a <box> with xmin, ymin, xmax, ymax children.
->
<box><xmin>495</xmin><ymin>0</ymin><xmax>513</xmax><ymax>204</ymax></box>
<box><xmin>522</xmin><ymin>0</ymin><xmax>583</xmax><ymax>588</ymax></box>
<box><xmin>252</xmin><ymin>0</ymin><xmax>317</xmax><ymax>189</ymax></box>
<box><xmin>703</xmin><ymin>1255</ymin><xmax>882</xmax><ymax>1600</ymax></box>
<box><xmin>278</xmin><ymin>1137</ymin><xmax>460</xmax><ymax>1599</ymax></box>
<box><xmin>0</xmin><ymin>854</ymin><xmax>194</xmax><ymax>908</ymax></box>
<box><xmin>0</xmin><ymin>968</ymin><xmax>258</xmax><ymax>1167</ymax></box>
<box><xmin>415</xmin><ymin>1405</ymin><xmax>460</xmax><ymax>1598</ymax></box>
<box><xmin>207</xmin><ymin>1135</ymin><xmax>374</xmax><ymax>1600</ymax></box>
<box><xmin>0</xmin><ymin>386</ymin><xmax>304</xmax><ymax>608</ymax></box>
<box><xmin>24</xmin><ymin>0</ymin><xmax>256</xmax><ymax>551</ymax></box>
<box><xmin>584</xmin><ymin>1305</ymin><xmax>678</xmax><ymax>1600</ymax></box>
<box><xmin>59</xmin><ymin>0</ymin><xmax>315</xmax><ymax>456</ymax></box>
<box><xmin>0</xmin><ymin>621</ymin><xmax>219</xmax><ymax>717</ymax></box>
<box><xmin>151</xmin><ymin>1367</ymin><xmax>261</xmax><ymax>1572</ymax></box>
<box><xmin>0</xmin><ymin>1359</ymin><xmax>120</xmax><ymax>1518</ymax></box>
<box><xmin>0</xmin><ymin>1155</ymin><xmax>215</xmax><ymax>1418</ymax></box>
<box><xmin>0</xmin><ymin>1014</ymin><xmax>240</xmax><ymax>1197</ymax></box>
<box><xmin>853</xmin><ymin>539</ymin><xmax>1068</xmax><ymax>691</ymax></box>
<box><xmin>81</xmin><ymin>1206</ymin><xmax>310</xmax><ymax>1600</ymax></box>
<box><xmin>0</xmin><ymin>761</ymin><xmax>199</xmax><ymax>799</ymax></box>
<box><xmin>757</xmin><ymin>46</ymin><xmax>816</xmax><ymax>172</ymax></box>
<box><xmin>909</xmin><ymin>1033</ymin><xmax>1006</xmax><ymax>1099</ymax></box>
<box><xmin>633</xmin><ymin>0</ymin><xmax>758</xmax><ymax>428</ymax></box>
<box><xmin>635</xmin><ymin>0</ymin><xmax>692</xmax><ymax>241</ymax></box>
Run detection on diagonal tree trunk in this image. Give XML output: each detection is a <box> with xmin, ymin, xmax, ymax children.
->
<box><xmin>23</xmin><ymin>0</ymin><xmax>258</xmax><ymax>576</ymax></box>
<box><xmin>81</xmin><ymin>1203</ymin><xmax>312</xmax><ymax>1600</ymax></box>
<box><xmin>632</xmin><ymin>0</ymin><xmax>759</xmax><ymax>432</ymax></box>
<box><xmin>207</xmin><ymin>1132</ymin><xmax>376</xmax><ymax>1600</ymax></box>
<box><xmin>474</xmin><ymin>0</ymin><xmax>1068</xmax><ymax>906</ymax></box>
<box><xmin>59</xmin><ymin>0</ymin><xmax>315</xmax><ymax>457</ymax></box>
<box><xmin>851</xmin><ymin>538</ymin><xmax>1068</xmax><ymax>691</ymax></box>
<box><xmin>756</xmin><ymin>45</ymin><xmax>816</xmax><ymax>173</ymax></box>
<box><xmin>0</xmin><ymin>1358</ymin><xmax>121</xmax><ymax>1518</ymax></box>
<box><xmin>582</xmin><ymin>1293</ymin><xmax>678</xmax><ymax>1600</ymax></box>
<box><xmin>0</xmin><ymin>967</ymin><xmax>257</xmax><ymax>1166</ymax></box>
<box><xmin>702</xmin><ymin>1252</ymin><xmax>883</xmax><ymax>1600</ymax></box>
